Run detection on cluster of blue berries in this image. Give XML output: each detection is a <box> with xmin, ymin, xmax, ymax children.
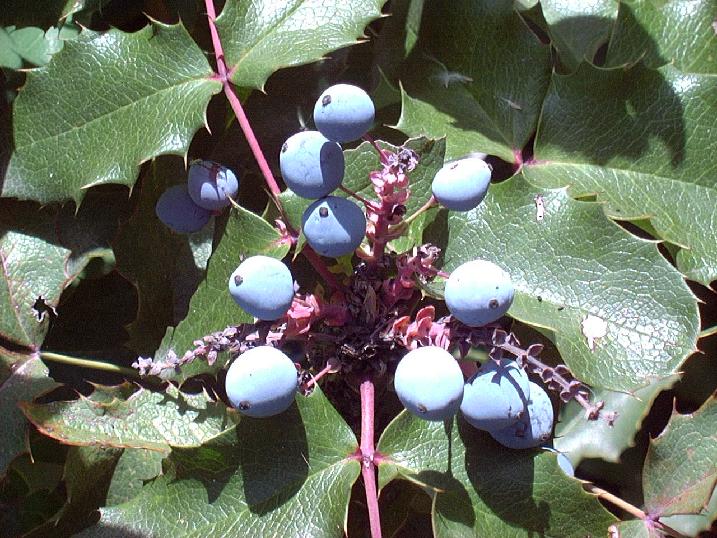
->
<box><xmin>211</xmin><ymin>83</ymin><xmax>565</xmax><ymax>454</ymax></box>
<box><xmin>281</xmin><ymin>84</ymin><xmax>375</xmax><ymax>257</ymax></box>
<box><xmin>222</xmin><ymin>84</ymin><xmax>379</xmax><ymax>419</ymax></box>
<box><xmin>155</xmin><ymin>160</ymin><xmax>239</xmax><ymax>233</ymax></box>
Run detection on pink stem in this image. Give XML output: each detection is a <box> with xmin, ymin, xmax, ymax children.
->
<box><xmin>205</xmin><ymin>0</ymin><xmax>281</xmax><ymax>197</ymax></box>
<box><xmin>204</xmin><ymin>0</ymin><xmax>341</xmax><ymax>293</ymax></box>
<box><xmin>360</xmin><ymin>378</ymin><xmax>382</xmax><ymax>538</ymax></box>
<box><xmin>339</xmin><ymin>185</ymin><xmax>379</xmax><ymax>209</ymax></box>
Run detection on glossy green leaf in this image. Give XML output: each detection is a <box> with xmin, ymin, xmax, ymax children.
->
<box><xmin>0</xmin><ymin>200</ymin><xmax>77</xmax><ymax>347</ymax></box>
<box><xmin>80</xmin><ymin>388</ymin><xmax>360</xmax><ymax>538</ymax></box>
<box><xmin>3</xmin><ymin>22</ymin><xmax>221</xmax><ymax>204</ymax></box>
<box><xmin>0</xmin><ymin>349</ymin><xmax>59</xmax><ymax>476</ymax></box>
<box><xmin>524</xmin><ymin>63</ymin><xmax>717</xmax><ymax>285</ymax></box>
<box><xmin>660</xmin><ymin>484</ymin><xmax>717</xmax><ymax>537</ymax></box>
<box><xmin>643</xmin><ymin>397</ymin><xmax>717</xmax><ymax>517</ymax></box>
<box><xmin>114</xmin><ymin>158</ymin><xmax>214</xmax><ymax>355</ymax></box>
<box><xmin>426</xmin><ymin>174</ymin><xmax>698</xmax><ymax>392</ymax></box>
<box><xmin>396</xmin><ymin>0</ymin><xmax>551</xmax><ymax>162</ymax></box>
<box><xmin>105</xmin><ymin>449</ymin><xmax>164</xmax><ymax>506</ymax></box>
<box><xmin>21</xmin><ymin>383</ymin><xmax>236</xmax><ymax>454</ymax></box>
<box><xmin>606</xmin><ymin>0</ymin><xmax>717</xmax><ymax>74</ymax></box>
<box><xmin>555</xmin><ymin>375</ymin><xmax>678</xmax><ymax>463</ymax></box>
<box><xmin>217</xmin><ymin>0</ymin><xmax>386</xmax><ymax>89</ymax></box>
<box><xmin>377</xmin><ymin>412</ymin><xmax>617</xmax><ymax>536</ymax></box>
<box><xmin>540</xmin><ymin>0</ymin><xmax>618</xmax><ymax>71</ymax></box>
<box><xmin>156</xmin><ymin>204</ymin><xmax>291</xmax><ymax>382</ymax></box>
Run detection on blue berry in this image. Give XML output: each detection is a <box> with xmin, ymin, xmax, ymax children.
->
<box><xmin>225</xmin><ymin>346</ymin><xmax>297</xmax><ymax>418</ymax></box>
<box><xmin>460</xmin><ymin>359</ymin><xmax>530</xmax><ymax>432</ymax></box>
<box><xmin>490</xmin><ymin>381</ymin><xmax>554</xmax><ymax>449</ymax></box>
<box><xmin>155</xmin><ymin>185</ymin><xmax>211</xmax><ymax>234</ymax></box>
<box><xmin>393</xmin><ymin>346</ymin><xmax>464</xmax><ymax>421</ymax></box>
<box><xmin>187</xmin><ymin>160</ymin><xmax>239</xmax><ymax>211</ymax></box>
<box><xmin>445</xmin><ymin>260</ymin><xmax>514</xmax><ymax>327</ymax></box>
<box><xmin>432</xmin><ymin>157</ymin><xmax>491</xmax><ymax>211</ymax></box>
<box><xmin>313</xmin><ymin>84</ymin><xmax>375</xmax><ymax>143</ymax></box>
<box><xmin>229</xmin><ymin>256</ymin><xmax>294</xmax><ymax>320</ymax></box>
<box><xmin>302</xmin><ymin>196</ymin><xmax>366</xmax><ymax>258</ymax></box>
<box><xmin>279</xmin><ymin>131</ymin><xmax>345</xmax><ymax>199</ymax></box>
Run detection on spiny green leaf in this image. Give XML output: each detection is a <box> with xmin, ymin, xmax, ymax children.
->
<box><xmin>540</xmin><ymin>0</ymin><xmax>618</xmax><ymax>71</ymax></box>
<box><xmin>425</xmin><ymin>174</ymin><xmax>698</xmax><ymax>392</ymax></box>
<box><xmin>377</xmin><ymin>412</ymin><xmax>618</xmax><ymax>537</ymax></box>
<box><xmin>114</xmin><ymin>158</ymin><xmax>214</xmax><ymax>356</ymax></box>
<box><xmin>643</xmin><ymin>397</ymin><xmax>717</xmax><ymax>517</ymax></box>
<box><xmin>524</xmin><ymin>63</ymin><xmax>717</xmax><ymax>285</ymax></box>
<box><xmin>0</xmin><ymin>349</ymin><xmax>59</xmax><ymax>476</ymax></box>
<box><xmin>105</xmin><ymin>449</ymin><xmax>164</xmax><ymax>507</ymax></box>
<box><xmin>21</xmin><ymin>383</ymin><xmax>236</xmax><ymax>454</ymax></box>
<box><xmin>0</xmin><ymin>200</ymin><xmax>77</xmax><ymax>346</ymax></box>
<box><xmin>155</xmin><ymin>204</ymin><xmax>291</xmax><ymax>382</ymax></box>
<box><xmin>217</xmin><ymin>0</ymin><xmax>386</xmax><ymax>90</ymax></box>
<box><xmin>606</xmin><ymin>0</ymin><xmax>717</xmax><ymax>74</ymax></box>
<box><xmin>3</xmin><ymin>22</ymin><xmax>221</xmax><ymax>204</ymax></box>
<box><xmin>555</xmin><ymin>375</ymin><xmax>678</xmax><ymax>464</ymax></box>
<box><xmin>396</xmin><ymin>0</ymin><xmax>551</xmax><ymax>162</ymax></box>
<box><xmin>80</xmin><ymin>388</ymin><xmax>359</xmax><ymax>538</ymax></box>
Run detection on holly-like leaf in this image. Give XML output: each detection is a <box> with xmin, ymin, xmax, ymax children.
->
<box><xmin>80</xmin><ymin>388</ymin><xmax>360</xmax><ymax>538</ymax></box>
<box><xmin>0</xmin><ymin>200</ymin><xmax>77</xmax><ymax>347</ymax></box>
<box><xmin>105</xmin><ymin>449</ymin><xmax>164</xmax><ymax>506</ymax></box>
<box><xmin>377</xmin><ymin>412</ymin><xmax>617</xmax><ymax>536</ymax></box>
<box><xmin>524</xmin><ymin>63</ymin><xmax>717</xmax><ymax>285</ymax></box>
<box><xmin>216</xmin><ymin>0</ymin><xmax>386</xmax><ymax>90</ymax></box>
<box><xmin>0</xmin><ymin>349</ymin><xmax>59</xmax><ymax>476</ymax></box>
<box><xmin>21</xmin><ymin>383</ymin><xmax>236</xmax><ymax>454</ymax></box>
<box><xmin>660</xmin><ymin>485</ymin><xmax>717</xmax><ymax>537</ymax></box>
<box><xmin>425</xmin><ymin>174</ymin><xmax>698</xmax><ymax>392</ymax></box>
<box><xmin>114</xmin><ymin>158</ymin><xmax>214</xmax><ymax>356</ymax></box>
<box><xmin>554</xmin><ymin>375</ymin><xmax>678</xmax><ymax>464</ymax></box>
<box><xmin>396</xmin><ymin>0</ymin><xmax>551</xmax><ymax>163</ymax></box>
<box><xmin>540</xmin><ymin>0</ymin><xmax>618</xmax><ymax>71</ymax></box>
<box><xmin>642</xmin><ymin>397</ymin><xmax>717</xmax><ymax>517</ymax></box>
<box><xmin>3</xmin><ymin>22</ymin><xmax>221</xmax><ymax>204</ymax></box>
<box><xmin>155</xmin><ymin>204</ymin><xmax>291</xmax><ymax>381</ymax></box>
<box><xmin>606</xmin><ymin>0</ymin><xmax>717</xmax><ymax>74</ymax></box>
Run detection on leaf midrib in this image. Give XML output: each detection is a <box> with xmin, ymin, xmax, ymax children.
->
<box><xmin>14</xmin><ymin>77</ymin><xmax>216</xmax><ymax>153</ymax></box>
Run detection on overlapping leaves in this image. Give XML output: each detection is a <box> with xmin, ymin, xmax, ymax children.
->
<box><xmin>377</xmin><ymin>411</ymin><xmax>617</xmax><ymax>536</ymax></box>
<box><xmin>80</xmin><ymin>388</ymin><xmax>360</xmax><ymax>538</ymax></box>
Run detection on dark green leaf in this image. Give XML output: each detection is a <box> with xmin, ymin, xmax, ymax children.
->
<box><xmin>524</xmin><ymin>63</ymin><xmax>717</xmax><ymax>285</ymax></box>
<box><xmin>114</xmin><ymin>158</ymin><xmax>214</xmax><ymax>355</ymax></box>
<box><xmin>80</xmin><ymin>388</ymin><xmax>360</xmax><ymax>538</ymax></box>
<box><xmin>643</xmin><ymin>397</ymin><xmax>717</xmax><ymax>517</ymax></box>
<box><xmin>377</xmin><ymin>412</ymin><xmax>617</xmax><ymax>536</ymax></box>
<box><xmin>105</xmin><ymin>449</ymin><xmax>164</xmax><ymax>506</ymax></box>
<box><xmin>540</xmin><ymin>0</ymin><xmax>618</xmax><ymax>70</ymax></box>
<box><xmin>0</xmin><ymin>200</ymin><xmax>76</xmax><ymax>347</ymax></box>
<box><xmin>217</xmin><ymin>0</ymin><xmax>386</xmax><ymax>90</ymax></box>
<box><xmin>3</xmin><ymin>22</ymin><xmax>221</xmax><ymax>204</ymax></box>
<box><xmin>606</xmin><ymin>0</ymin><xmax>717</xmax><ymax>74</ymax></box>
<box><xmin>0</xmin><ymin>349</ymin><xmax>59</xmax><ymax>476</ymax></box>
<box><xmin>396</xmin><ymin>0</ymin><xmax>551</xmax><ymax>162</ymax></box>
<box><xmin>21</xmin><ymin>383</ymin><xmax>236</xmax><ymax>453</ymax></box>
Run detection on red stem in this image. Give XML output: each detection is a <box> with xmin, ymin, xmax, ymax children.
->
<box><xmin>204</xmin><ymin>0</ymin><xmax>341</xmax><ymax>293</ymax></box>
<box><xmin>360</xmin><ymin>378</ymin><xmax>382</xmax><ymax>538</ymax></box>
